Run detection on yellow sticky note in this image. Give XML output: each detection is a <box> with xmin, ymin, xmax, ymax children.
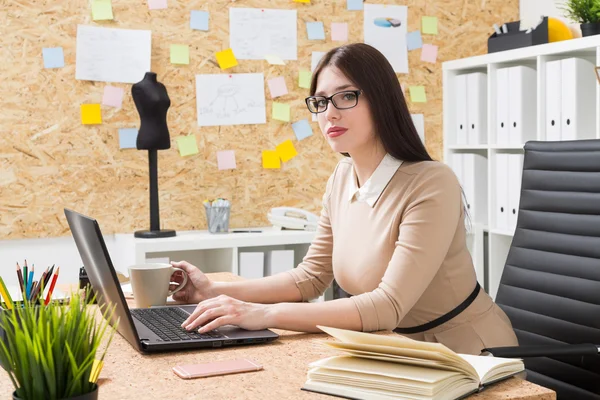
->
<box><xmin>409</xmin><ymin>86</ymin><xmax>427</xmax><ymax>103</ymax></box>
<box><xmin>294</xmin><ymin>0</ymin><xmax>311</xmax><ymax>3</ymax></box>
<box><xmin>176</xmin><ymin>135</ymin><xmax>199</xmax><ymax>157</ymax></box>
<box><xmin>299</xmin><ymin>70</ymin><xmax>312</xmax><ymax>89</ymax></box>
<box><xmin>92</xmin><ymin>0</ymin><xmax>113</xmax><ymax>20</ymax></box>
<box><xmin>265</xmin><ymin>54</ymin><xmax>285</xmax><ymax>65</ymax></box>
<box><xmin>276</xmin><ymin>140</ymin><xmax>298</xmax><ymax>162</ymax></box>
<box><xmin>216</xmin><ymin>48</ymin><xmax>238</xmax><ymax>70</ymax></box>
<box><xmin>170</xmin><ymin>44</ymin><xmax>189</xmax><ymax>65</ymax></box>
<box><xmin>262</xmin><ymin>150</ymin><xmax>281</xmax><ymax>169</ymax></box>
<box><xmin>272</xmin><ymin>102</ymin><xmax>291</xmax><ymax>122</ymax></box>
<box><xmin>81</xmin><ymin>104</ymin><xmax>102</xmax><ymax>125</ymax></box>
<box><xmin>422</xmin><ymin>16</ymin><xmax>438</xmax><ymax>35</ymax></box>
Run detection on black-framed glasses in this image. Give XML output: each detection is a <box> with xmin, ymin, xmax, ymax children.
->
<box><xmin>305</xmin><ymin>90</ymin><xmax>362</xmax><ymax>114</ymax></box>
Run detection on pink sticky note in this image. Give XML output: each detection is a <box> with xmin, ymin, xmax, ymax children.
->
<box><xmin>102</xmin><ymin>86</ymin><xmax>124</xmax><ymax>108</ymax></box>
<box><xmin>267</xmin><ymin>77</ymin><xmax>288</xmax><ymax>99</ymax></box>
<box><xmin>148</xmin><ymin>0</ymin><xmax>167</xmax><ymax>10</ymax></box>
<box><xmin>421</xmin><ymin>44</ymin><xmax>438</xmax><ymax>63</ymax></box>
<box><xmin>331</xmin><ymin>23</ymin><xmax>348</xmax><ymax>42</ymax></box>
<box><xmin>217</xmin><ymin>150</ymin><xmax>236</xmax><ymax>170</ymax></box>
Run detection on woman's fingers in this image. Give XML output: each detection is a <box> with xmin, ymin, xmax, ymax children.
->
<box><xmin>198</xmin><ymin>316</ymin><xmax>234</xmax><ymax>333</ymax></box>
<box><xmin>181</xmin><ymin>296</ymin><xmax>224</xmax><ymax>327</ymax></box>
<box><xmin>185</xmin><ymin>306</ymin><xmax>227</xmax><ymax>331</ymax></box>
<box><xmin>171</xmin><ymin>260</ymin><xmax>199</xmax><ymax>274</ymax></box>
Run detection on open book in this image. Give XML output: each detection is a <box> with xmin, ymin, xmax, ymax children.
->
<box><xmin>302</xmin><ymin>326</ymin><xmax>524</xmax><ymax>400</ymax></box>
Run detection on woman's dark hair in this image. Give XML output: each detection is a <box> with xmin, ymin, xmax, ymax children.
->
<box><xmin>309</xmin><ymin>43</ymin><xmax>433</xmax><ymax>162</ymax></box>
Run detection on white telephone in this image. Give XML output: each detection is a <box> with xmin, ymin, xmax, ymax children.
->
<box><xmin>267</xmin><ymin>207</ymin><xmax>319</xmax><ymax>231</ymax></box>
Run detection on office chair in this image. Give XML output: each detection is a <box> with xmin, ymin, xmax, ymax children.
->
<box><xmin>483</xmin><ymin>140</ymin><xmax>600</xmax><ymax>399</ymax></box>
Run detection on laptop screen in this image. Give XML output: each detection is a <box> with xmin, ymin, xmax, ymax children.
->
<box><xmin>64</xmin><ymin>208</ymin><xmax>141</xmax><ymax>352</ymax></box>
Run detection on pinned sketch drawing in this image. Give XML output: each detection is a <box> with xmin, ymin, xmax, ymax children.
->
<box><xmin>196</xmin><ymin>73</ymin><xmax>267</xmax><ymax>127</ymax></box>
<box><xmin>230</xmin><ymin>8</ymin><xmax>297</xmax><ymax>60</ymax></box>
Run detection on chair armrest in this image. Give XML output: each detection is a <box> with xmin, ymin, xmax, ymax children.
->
<box><xmin>481</xmin><ymin>343</ymin><xmax>599</xmax><ymax>358</ymax></box>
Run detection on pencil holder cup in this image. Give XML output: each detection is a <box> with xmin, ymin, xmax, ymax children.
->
<box><xmin>205</xmin><ymin>206</ymin><xmax>231</xmax><ymax>234</ymax></box>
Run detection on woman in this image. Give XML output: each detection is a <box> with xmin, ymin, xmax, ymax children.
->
<box><xmin>170</xmin><ymin>43</ymin><xmax>518</xmax><ymax>355</ymax></box>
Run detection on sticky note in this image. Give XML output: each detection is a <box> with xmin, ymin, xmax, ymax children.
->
<box><xmin>217</xmin><ymin>150</ymin><xmax>236</xmax><ymax>170</ymax></box>
<box><xmin>409</xmin><ymin>86</ymin><xmax>427</xmax><ymax>103</ymax></box>
<box><xmin>176</xmin><ymin>135</ymin><xmax>199</xmax><ymax>157</ymax></box>
<box><xmin>292</xmin><ymin>119</ymin><xmax>313</xmax><ymax>141</ymax></box>
<box><xmin>216</xmin><ymin>48</ymin><xmax>238</xmax><ymax>70</ymax></box>
<box><xmin>148</xmin><ymin>0</ymin><xmax>167</xmax><ymax>10</ymax></box>
<box><xmin>347</xmin><ymin>0</ymin><xmax>363</xmax><ymax>10</ymax></box>
<box><xmin>306</xmin><ymin>22</ymin><xmax>325</xmax><ymax>40</ymax></box>
<box><xmin>170</xmin><ymin>44</ymin><xmax>189</xmax><ymax>65</ymax></box>
<box><xmin>92</xmin><ymin>0</ymin><xmax>113</xmax><ymax>21</ymax></box>
<box><xmin>407</xmin><ymin>31</ymin><xmax>423</xmax><ymax>51</ymax></box>
<box><xmin>42</xmin><ymin>47</ymin><xmax>64</xmax><ymax>69</ymax></box>
<box><xmin>331</xmin><ymin>23</ymin><xmax>348</xmax><ymax>42</ymax></box>
<box><xmin>262</xmin><ymin>150</ymin><xmax>281</xmax><ymax>169</ymax></box>
<box><xmin>422</xmin><ymin>16</ymin><xmax>438</xmax><ymax>35</ymax></box>
<box><xmin>276</xmin><ymin>140</ymin><xmax>298</xmax><ymax>163</ymax></box>
<box><xmin>119</xmin><ymin>128</ymin><xmax>138</xmax><ymax>149</ymax></box>
<box><xmin>272</xmin><ymin>102</ymin><xmax>291</xmax><ymax>122</ymax></box>
<box><xmin>81</xmin><ymin>104</ymin><xmax>102</xmax><ymax>125</ymax></box>
<box><xmin>265</xmin><ymin>54</ymin><xmax>285</xmax><ymax>65</ymax></box>
<box><xmin>102</xmin><ymin>86</ymin><xmax>124</xmax><ymax>108</ymax></box>
<box><xmin>299</xmin><ymin>70</ymin><xmax>312</xmax><ymax>89</ymax></box>
<box><xmin>268</xmin><ymin>77</ymin><xmax>288</xmax><ymax>99</ymax></box>
<box><xmin>190</xmin><ymin>10</ymin><xmax>209</xmax><ymax>31</ymax></box>
<box><xmin>294</xmin><ymin>0</ymin><xmax>310</xmax><ymax>3</ymax></box>
<box><xmin>421</xmin><ymin>44</ymin><xmax>438</xmax><ymax>63</ymax></box>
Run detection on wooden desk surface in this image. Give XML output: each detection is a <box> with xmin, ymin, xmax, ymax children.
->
<box><xmin>0</xmin><ymin>273</ymin><xmax>555</xmax><ymax>400</ymax></box>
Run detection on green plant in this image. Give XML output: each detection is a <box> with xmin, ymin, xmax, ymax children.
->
<box><xmin>560</xmin><ymin>0</ymin><xmax>600</xmax><ymax>23</ymax></box>
<box><xmin>0</xmin><ymin>289</ymin><xmax>117</xmax><ymax>400</ymax></box>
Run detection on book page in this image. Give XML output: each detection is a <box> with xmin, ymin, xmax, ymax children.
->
<box><xmin>459</xmin><ymin>354</ymin><xmax>524</xmax><ymax>384</ymax></box>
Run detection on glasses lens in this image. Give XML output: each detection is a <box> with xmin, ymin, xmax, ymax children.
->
<box><xmin>307</xmin><ymin>97</ymin><xmax>327</xmax><ymax>113</ymax></box>
<box><xmin>332</xmin><ymin>91</ymin><xmax>358</xmax><ymax>109</ymax></box>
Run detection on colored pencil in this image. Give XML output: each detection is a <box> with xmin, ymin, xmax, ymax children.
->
<box><xmin>30</xmin><ymin>272</ymin><xmax>46</xmax><ymax>303</ymax></box>
<box><xmin>44</xmin><ymin>267</ymin><xmax>59</xmax><ymax>306</ymax></box>
<box><xmin>26</xmin><ymin>265</ymin><xmax>34</xmax><ymax>300</ymax></box>
<box><xmin>16</xmin><ymin>262</ymin><xmax>25</xmax><ymax>296</ymax></box>
<box><xmin>23</xmin><ymin>260</ymin><xmax>28</xmax><ymax>295</ymax></box>
<box><xmin>43</xmin><ymin>265</ymin><xmax>54</xmax><ymax>289</ymax></box>
<box><xmin>0</xmin><ymin>276</ymin><xmax>13</xmax><ymax>310</ymax></box>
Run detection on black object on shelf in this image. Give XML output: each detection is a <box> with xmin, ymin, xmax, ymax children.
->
<box><xmin>487</xmin><ymin>17</ymin><xmax>548</xmax><ymax>54</ymax></box>
<box><xmin>79</xmin><ymin>266</ymin><xmax>97</xmax><ymax>304</ymax></box>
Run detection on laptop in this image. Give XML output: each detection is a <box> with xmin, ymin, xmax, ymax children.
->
<box><xmin>64</xmin><ymin>208</ymin><xmax>279</xmax><ymax>353</ymax></box>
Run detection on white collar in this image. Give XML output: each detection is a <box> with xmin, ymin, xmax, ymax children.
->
<box><xmin>348</xmin><ymin>154</ymin><xmax>403</xmax><ymax>207</ymax></box>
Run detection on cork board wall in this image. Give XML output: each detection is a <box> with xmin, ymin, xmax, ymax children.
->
<box><xmin>0</xmin><ymin>0</ymin><xmax>518</xmax><ymax>240</ymax></box>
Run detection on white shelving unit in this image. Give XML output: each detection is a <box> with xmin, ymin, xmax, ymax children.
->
<box><xmin>443</xmin><ymin>35</ymin><xmax>600</xmax><ymax>300</ymax></box>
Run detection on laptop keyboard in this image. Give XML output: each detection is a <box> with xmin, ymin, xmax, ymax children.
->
<box><xmin>131</xmin><ymin>308</ymin><xmax>225</xmax><ymax>342</ymax></box>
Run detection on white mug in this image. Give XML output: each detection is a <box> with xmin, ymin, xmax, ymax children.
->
<box><xmin>128</xmin><ymin>263</ymin><xmax>188</xmax><ymax>308</ymax></box>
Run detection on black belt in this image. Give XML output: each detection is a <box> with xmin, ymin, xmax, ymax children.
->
<box><xmin>393</xmin><ymin>282</ymin><xmax>481</xmax><ymax>335</ymax></box>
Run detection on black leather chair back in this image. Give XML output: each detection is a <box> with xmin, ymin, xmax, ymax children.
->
<box><xmin>495</xmin><ymin>140</ymin><xmax>600</xmax><ymax>399</ymax></box>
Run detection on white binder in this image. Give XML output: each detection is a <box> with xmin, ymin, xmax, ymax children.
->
<box><xmin>455</xmin><ymin>74</ymin><xmax>468</xmax><ymax>145</ymax></box>
<box><xmin>265</xmin><ymin>250</ymin><xmax>295</xmax><ymax>276</ymax></box>
<box><xmin>467</xmin><ymin>72</ymin><xmax>487</xmax><ymax>145</ymax></box>
<box><xmin>495</xmin><ymin>153</ymin><xmax>509</xmax><ymax>230</ymax></box>
<box><xmin>496</xmin><ymin>68</ymin><xmax>510</xmax><ymax>146</ymax></box>
<box><xmin>462</xmin><ymin>153</ymin><xmax>488</xmax><ymax>225</ymax></box>
<box><xmin>508</xmin><ymin>153</ymin><xmax>524</xmax><ymax>231</ymax></box>
<box><xmin>508</xmin><ymin>66</ymin><xmax>537</xmax><ymax>146</ymax></box>
<box><xmin>545</xmin><ymin>60</ymin><xmax>562</xmax><ymax>141</ymax></box>
<box><xmin>238</xmin><ymin>252</ymin><xmax>265</xmax><ymax>280</ymax></box>
<box><xmin>560</xmin><ymin>57</ymin><xmax>596</xmax><ymax>141</ymax></box>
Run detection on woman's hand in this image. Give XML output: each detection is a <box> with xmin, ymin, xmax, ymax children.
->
<box><xmin>182</xmin><ymin>295</ymin><xmax>272</xmax><ymax>333</ymax></box>
<box><xmin>169</xmin><ymin>261</ymin><xmax>217</xmax><ymax>304</ymax></box>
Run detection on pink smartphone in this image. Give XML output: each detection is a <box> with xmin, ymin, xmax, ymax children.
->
<box><xmin>172</xmin><ymin>358</ymin><xmax>263</xmax><ymax>379</ymax></box>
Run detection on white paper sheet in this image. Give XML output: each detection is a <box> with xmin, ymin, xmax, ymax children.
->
<box><xmin>411</xmin><ymin>114</ymin><xmax>425</xmax><ymax>143</ymax></box>
<box><xmin>230</xmin><ymin>8</ymin><xmax>297</xmax><ymax>60</ymax></box>
<box><xmin>311</xmin><ymin>51</ymin><xmax>326</xmax><ymax>72</ymax></box>
<box><xmin>363</xmin><ymin>4</ymin><xmax>408</xmax><ymax>74</ymax></box>
<box><xmin>76</xmin><ymin>25</ymin><xmax>151</xmax><ymax>84</ymax></box>
<box><xmin>196</xmin><ymin>73</ymin><xmax>266</xmax><ymax>127</ymax></box>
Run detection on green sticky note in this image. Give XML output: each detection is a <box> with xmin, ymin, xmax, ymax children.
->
<box><xmin>176</xmin><ymin>135</ymin><xmax>198</xmax><ymax>157</ymax></box>
<box><xmin>422</xmin><ymin>16</ymin><xmax>438</xmax><ymax>35</ymax></box>
<box><xmin>170</xmin><ymin>44</ymin><xmax>190</xmax><ymax>65</ymax></box>
<box><xmin>272</xmin><ymin>102</ymin><xmax>291</xmax><ymax>122</ymax></box>
<box><xmin>299</xmin><ymin>70</ymin><xmax>312</xmax><ymax>89</ymax></box>
<box><xmin>92</xmin><ymin>0</ymin><xmax>113</xmax><ymax>20</ymax></box>
<box><xmin>409</xmin><ymin>86</ymin><xmax>427</xmax><ymax>103</ymax></box>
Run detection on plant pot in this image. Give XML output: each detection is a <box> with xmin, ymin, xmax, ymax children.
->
<box><xmin>580</xmin><ymin>22</ymin><xmax>600</xmax><ymax>37</ymax></box>
<box><xmin>12</xmin><ymin>384</ymin><xmax>98</xmax><ymax>400</ymax></box>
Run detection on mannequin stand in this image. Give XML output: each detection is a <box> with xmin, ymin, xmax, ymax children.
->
<box><xmin>135</xmin><ymin>150</ymin><xmax>176</xmax><ymax>238</ymax></box>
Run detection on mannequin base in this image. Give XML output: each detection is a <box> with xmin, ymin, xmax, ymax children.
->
<box><xmin>134</xmin><ymin>229</ymin><xmax>177</xmax><ymax>239</ymax></box>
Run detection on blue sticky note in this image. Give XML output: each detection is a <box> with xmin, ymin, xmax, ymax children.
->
<box><xmin>190</xmin><ymin>10</ymin><xmax>209</xmax><ymax>31</ymax></box>
<box><xmin>347</xmin><ymin>0</ymin><xmax>363</xmax><ymax>10</ymax></box>
<box><xmin>407</xmin><ymin>31</ymin><xmax>423</xmax><ymax>51</ymax></box>
<box><xmin>119</xmin><ymin>128</ymin><xmax>138</xmax><ymax>149</ymax></box>
<box><xmin>292</xmin><ymin>119</ymin><xmax>314</xmax><ymax>141</ymax></box>
<box><xmin>42</xmin><ymin>47</ymin><xmax>65</xmax><ymax>69</ymax></box>
<box><xmin>306</xmin><ymin>22</ymin><xmax>325</xmax><ymax>40</ymax></box>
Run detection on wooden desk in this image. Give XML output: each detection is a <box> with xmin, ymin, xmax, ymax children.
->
<box><xmin>0</xmin><ymin>273</ymin><xmax>555</xmax><ymax>399</ymax></box>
